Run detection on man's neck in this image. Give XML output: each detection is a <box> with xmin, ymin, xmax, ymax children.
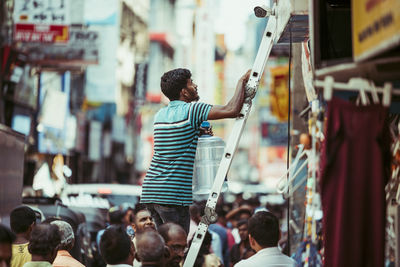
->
<box><xmin>141</xmin><ymin>261</ymin><xmax>161</xmax><ymax>267</ymax></box>
<box><xmin>14</xmin><ymin>234</ymin><xmax>29</xmax><ymax>244</ymax></box>
<box><xmin>31</xmin><ymin>255</ymin><xmax>51</xmax><ymax>262</ymax></box>
<box><xmin>112</xmin><ymin>260</ymin><xmax>132</xmax><ymax>266</ymax></box>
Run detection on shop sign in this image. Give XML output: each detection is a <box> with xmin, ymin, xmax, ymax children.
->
<box><xmin>352</xmin><ymin>0</ymin><xmax>400</xmax><ymax>61</ymax></box>
<box><xmin>270</xmin><ymin>66</ymin><xmax>289</xmax><ymax>122</ymax></box>
<box><xmin>24</xmin><ymin>28</ymin><xmax>99</xmax><ymax>66</ymax></box>
<box><xmin>13</xmin><ymin>0</ymin><xmax>70</xmax><ymax>43</ymax></box>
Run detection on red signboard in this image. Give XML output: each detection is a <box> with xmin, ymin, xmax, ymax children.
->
<box><xmin>14</xmin><ymin>24</ymin><xmax>69</xmax><ymax>43</ymax></box>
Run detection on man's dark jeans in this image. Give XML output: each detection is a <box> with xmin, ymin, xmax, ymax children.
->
<box><xmin>145</xmin><ymin>203</ymin><xmax>190</xmax><ymax>234</ymax></box>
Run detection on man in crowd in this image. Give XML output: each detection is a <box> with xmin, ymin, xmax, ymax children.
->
<box><xmin>10</xmin><ymin>206</ymin><xmax>37</xmax><ymax>267</ymax></box>
<box><xmin>132</xmin><ymin>205</ymin><xmax>156</xmax><ymax>234</ymax></box>
<box><xmin>0</xmin><ymin>224</ymin><xmax>15</xmax><ymax>267</ymax></box>
<box><xmin>96</xmin><ymin>207</ymin><xmax>125</xmax><ymax>248</ymax></box>
<box><xmin>135</xmin><ymin>231</ymin><xmax>167</xmax><ymax>267</ymax></box>
<box><xmin>131</xmin><ymin>205</ymin><xmax>156</xmax><ymax>267</ymax></box>
<box><xmin>99</xmin><ymin>225</ymin><xmax>135</xmax><ymax>267</ymax></box>
<box><xmin>230</xmin><ymin>219</ymin><xmax>254</xmax><ymax>266</ymax></box>
<box><xmin>158</xmin><ymin>223</ymin><xmax>187</xmax><ymax>267</ymax></box>
<box><xmin>234</xmin><ymin>211</ymin><xmax>296</xmax><ymax>267</ymax></box>
<box><xmin>141</xmin><ymin>68</ymin><xmax>251</xmax><ymax>233</ymax></box>
<box><xmin>23</xmin><ymin>224</ymin><xmax>61</xmax><ymax>267</ymax></box>
<box><xmin>50</xmin><ymin>220</ymin><xmax>85</xmax><ymax>267</ymax></box>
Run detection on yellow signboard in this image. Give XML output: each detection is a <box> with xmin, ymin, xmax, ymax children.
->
<box><xmin>352</xmin><ymin>0</ymin><xmax>400</xmax><ymax>61</ymax></box>
<box><xmin>270</xmin><ymin>66</ymin><xmax>289</xmax><ymax>122</ymax></box>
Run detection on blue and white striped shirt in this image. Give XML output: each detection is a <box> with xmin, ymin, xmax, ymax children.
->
<box><xmin>140</xmin><ymin>101</ymin><xmax>212</xmax><ymax>206</ymax></box>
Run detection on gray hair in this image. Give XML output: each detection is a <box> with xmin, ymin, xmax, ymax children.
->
<box><xmin>50</xmin><ymin>220</ymin><xmax>74</xmax><ymax>248</ymax></box>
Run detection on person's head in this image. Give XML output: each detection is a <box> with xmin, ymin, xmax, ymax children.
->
<box><xmin>215</xmin><ymin>206</ymin><xmax>228</xmax><ymax>226</ymax></box>
<box><xmin>10</xmin><ymin>206</ymin><xmax>36</xmax><ymax>236</ymax></box>
<box><xmin>0</xmin><ymin>225</ymin><xmax>15</xmax><ymax>267</ymax></box>
<box><xmin>50</xmin><ymin>220</ymin><xmax>75</xmax><ymax>251</ymax></box>
<box><xmin>100</xmin><ymin>225</ymin><xmax>135</xmax><ymax>266</ymax></box>
<box><xmin>121</xmin><ymin>204</ymin><xmax>135</xmax><ymax>227</ymax></box>
<box><xmin>189</xmin><ymin>204</ymin><xmax>201</xmax><ymax>225</ymax></box>
<box><xmin>237</xmin><ymin>209</ymin><xmax>252</xmax><ymax>221</ymax></box>
<box><xmin>237</xmin><ymin>219</ymin><xmax>249</xmax><ymax>242</ymax></box>
<box><xmin>160</xmin><ymin>68</ymin><xmax>199</xmax><ymax>102</ymax></box>
<box><xmin>158</xmin><ymin>223</ymin><xmax>187</xmax><ymax>267</ymax></box>
<box><xmin>28</xmin><ymin>224</ymin><xmax>61</xmax><ymax>263</ymax></box>
<box><xmin>248</xmin><ymin>211</ymin><xmax>279</xmax><ymax>251</ymax></box>
<box><xmin>109</xmin><ymin>207</ymin><xmax>125</xmax><ymax>225</ymax></box>
<box><xmin>132</xmin><ymin>205</ymin><xmax>155</xmax><ymax>233</ymax></box>
<box><xmin>135</xmin><ymin>230</ymin><xmax>167</xmax><ymax>266</ymax></box>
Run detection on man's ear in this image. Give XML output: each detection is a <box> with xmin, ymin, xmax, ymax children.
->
<box><xmin>28</xmin><ymin>222</ymin><xmax>35</xmax><ymax>233</ymax></box>
<box><xmin>130</xmin><ymin>244</ymin><xmax>138</xmax><ymax>262</ymax></box>
<box><xmin>181</xmin><ymin>88</ymin><xmax>189</xmax><ymax>98</ymax></box>
<box><xmin>131</xmin><ymin>224</ymin><xmax>137</xmax><ymax>232</ymax></box>
<box><xmin>135</xmin><ymin>252</ymin><xmax>141</xmax><ymax>262</ymax></box>
<box><xmin>164</xmin><ymin>245</ymin><xmax>171</xmax><ymax>259</ymax></box>
<box><xmin>249</xmin><ymin>234</ymin><xmax>255</xmax><ymax>247</ymax></box>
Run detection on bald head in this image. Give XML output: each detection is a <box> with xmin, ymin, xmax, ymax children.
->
<box><xmin>136</xmin><ymin>231</ymin><xmax>165</xmax><ymax>264</ymax></box>
<box><xmin>158</xmin><ymin>223</ymin><xmax>186</xmax><ymax>243</ymax></box>
<box><xmin>158</xmin><ymin>223</ymin><xmax>187</xmax><ymax>267</ymax></box>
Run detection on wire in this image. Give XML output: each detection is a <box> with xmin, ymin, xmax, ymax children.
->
<box><xmin>286</xmin><ymin>26</ymin><xmax>292</xmax><ymax>256</ymax></box>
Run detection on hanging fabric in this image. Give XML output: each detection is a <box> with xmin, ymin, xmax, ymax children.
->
<box><xmin>320</xmin><ymin>97</ymin><xmax>391</xmax><ymax>267</ymax></box>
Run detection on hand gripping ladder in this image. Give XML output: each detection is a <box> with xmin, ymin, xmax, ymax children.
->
<box><xmin>183</xmin><ymin>8</ymin><xmax>278</xmax><ymax>267</ymax></box>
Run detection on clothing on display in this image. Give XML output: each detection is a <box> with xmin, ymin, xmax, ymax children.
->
<box><xmin>320</xmin><ymin>97</ymin><xmax>391</xmax><ymax>267</ymax></box>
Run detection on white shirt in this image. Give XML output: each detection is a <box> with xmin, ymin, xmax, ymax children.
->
<box><xmin>234</xmin><ymin>247</ymin><xmax>296</xmax><ymax>267</ymax></box>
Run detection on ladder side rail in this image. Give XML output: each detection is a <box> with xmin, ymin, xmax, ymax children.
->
<box><xmin>183</xmin><ymin>14</ymin><xmax>278</xmax><ymax>267</ymax></box>
<box><xmin>206</xmin><ymin>14</ymin><xmax>278</xmax><ymax>212</ymax></box>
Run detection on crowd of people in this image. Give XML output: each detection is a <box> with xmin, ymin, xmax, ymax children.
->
<box><xmin>0</xmin><ymin>198</ymin><xmax>296</xmax><ymax>267</ymax></box>
<box><xmin>0</xmin><ymin>68</ymin><xmax>297</xmax><ymax>267</ymax></box>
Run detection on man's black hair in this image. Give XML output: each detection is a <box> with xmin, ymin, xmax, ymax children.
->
<box><xmin>248</xmin><ymin>211</ymin><xmax>279</xmax><ymax>248</ymax></box>
<box><xmin>100</xmin><ymin>225</ymin><xmax>131</xmax><ymax>265</ymax></box>
<box><xmin>0</xmin><ymin>224</ymin><xmax>16</xmax><ymax>244</ymax></box>
<box><xmin>10</xmin><ymin>205</ymin><xmax>37</xmax><ymax>234</ymax></box>
<box><xmin>28</xmin><ymin>224</ymin><xmax>61</xmax><ymax>256</ymax></box>
<box><xmin>109</xmin><ymin>209</ymin><xmax>124</xmax><ymax>225</ymax></box>
<box><xmin>237</xmin><ymin>219</ymin><xmax>248</xmax><ymax>228</ymax></box>
<box><xmin>236</xmin><ymin>209</ymin><xmax>252</xmax><ymax>220</ymax></box>
<box><xmin>160</xmin><ymin>68</ymin><xmax>191</xmax><ymax>101</ymax></box>
<box><xmin>133</xmin><ymin>203</ymin><xmax>149</xmax><ymax>215</ymax></box>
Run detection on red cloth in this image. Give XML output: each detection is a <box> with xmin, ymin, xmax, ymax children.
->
<box><xmin>320</xmin><ymin>97</ymin><xmax>390</xmax><ymax>267</ymax></box>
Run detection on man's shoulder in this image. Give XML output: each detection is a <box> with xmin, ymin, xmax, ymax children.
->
<box><xmin>235</xmin><ymin>248</ymin><xmax>296</xmax><ymax>267</ymax></box>
<box><xmin>53</xmin><ymin>251</ymin><xmax>85</xmax><ymax>267</ymax></box>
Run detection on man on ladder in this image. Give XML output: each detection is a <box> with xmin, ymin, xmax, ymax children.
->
<box><xmin>140</xmin><ymin>2</ymin><xmax>277</xmax><ymax>266</ymax></box>
<box><xmin>140</xmin><ymin>68</ymin><xmax>251</xmax><ymax>234</ymax></box>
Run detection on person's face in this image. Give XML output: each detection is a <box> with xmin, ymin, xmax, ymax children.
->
<box><xmin>182</xmin><ymin>79</ymin><xmax>199</xmax><ymax>102</ymax></box>
<box><xmin>133</xmin><ymin>210</ymin><xmax>155</xmax><ymax>233</ymax></box>
<box><xmin>123</xmin><ymin>210</ymin><xmax>134</xmax><ymax>226</ymax></box>
<box><xmin>238</xmin><ymin>224</ymin><xmax>249</xmax><ymax>241</ymax></box>
<box><xmin>0</xmin><ymin>243</ymin><xmax>12</xmax><ymax>267</ymax></box>
<box><xmin>165</xmin><ymin>231</ymin><xmax>187</xmax><ymax>267</ymax></box>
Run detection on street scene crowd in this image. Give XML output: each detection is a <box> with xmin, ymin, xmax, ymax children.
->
<box><xmin>0</xmin><ymin>196</ymin><xmax>296</xmax><ymax>267</ymax></box>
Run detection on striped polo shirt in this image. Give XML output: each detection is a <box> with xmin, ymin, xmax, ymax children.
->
<box><xmin>140</xmin><ymin>100</ymin><xmax>212</xmax><ymax>206</ymax></box>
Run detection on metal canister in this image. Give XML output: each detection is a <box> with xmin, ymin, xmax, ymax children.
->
<box><xmin>193</xmin><ymin>122</ymin><xmax>227</xmax><ymax>195</ymax></box>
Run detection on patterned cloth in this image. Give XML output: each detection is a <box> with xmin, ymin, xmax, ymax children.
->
<box><xmin>141</xmin><ymin>101</ymin><xmax>211</xmax><ymax>206</ymax></box>
<box><xmin>11</xmin><ymin>243</ymin><xmax>31</xmax><ymax>267</ymax></box>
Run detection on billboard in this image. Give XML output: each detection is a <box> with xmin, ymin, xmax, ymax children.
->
<box><xmin>13</xmin><ymin>0</ymin><xmax>70</xmax><ymax>43</ymax></box>
<box><xmin>352</xmin><ymin>0</ymin><xmax>400</xmax><ymax>61</ymax></box>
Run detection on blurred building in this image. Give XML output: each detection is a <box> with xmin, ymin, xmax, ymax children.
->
<box><xmin>0</xmin><ymin>0</ymin><xmax>150</xmax><ymax>196</ymax></box>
